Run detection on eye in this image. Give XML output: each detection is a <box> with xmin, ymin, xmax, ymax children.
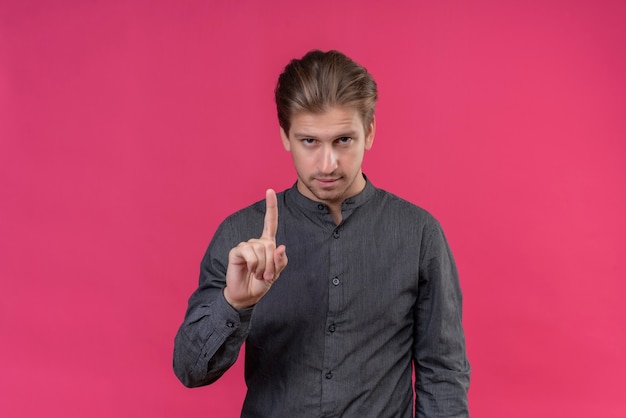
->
<box><xmin>336</xmin><ymin>137</ymin><xmax>352</xmax><ymax>145</ymax></box>
<box><xmin>302</xmin><ymin>138</ymin><xmax>317</xmax><ymax>146</ymax></box>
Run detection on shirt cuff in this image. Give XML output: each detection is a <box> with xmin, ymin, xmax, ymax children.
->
<box><xmin>215</xmin><ymin>290</ymin><xmax>254</xmax><ymax>329</ymax></box>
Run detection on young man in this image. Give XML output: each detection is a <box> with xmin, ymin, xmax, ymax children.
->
<box><xmin>174</xmin><ymin>50</ymin><xmax>470</xmax><ymax>417</ymax></box>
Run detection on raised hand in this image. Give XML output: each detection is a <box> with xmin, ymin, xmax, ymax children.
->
<box><xmin>223</xmin><ymin>189</ymin><xmax>288</xmax><ymax>310</ymax></box>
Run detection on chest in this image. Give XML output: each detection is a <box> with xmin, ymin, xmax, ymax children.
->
<box><xmin>252</xmin><ymin>218</ymin><xmax>423</xmax><ymax>336</ymax></box>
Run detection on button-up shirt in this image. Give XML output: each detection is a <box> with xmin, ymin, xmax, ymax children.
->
<box><xmin>174</xmin><ymin>179</ymin><xmax>470</xmax><ymax>417</ymax></box>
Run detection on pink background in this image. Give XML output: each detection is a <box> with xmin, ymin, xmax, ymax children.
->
<box><xmin>1</xmin><ymin>0</ymin><xmax>625</xmax><ymax>416</ymax></box>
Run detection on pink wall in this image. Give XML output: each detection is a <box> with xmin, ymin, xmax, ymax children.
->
<box><xmin>1</xmin><ymin>0</ymin><xmax>625</xmax><ymax>416</ymax></box>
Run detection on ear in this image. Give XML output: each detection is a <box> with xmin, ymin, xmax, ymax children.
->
<box><xmin>364</xmin><ymin>115</ymin><xmax>376</xmax><ymax>151</ymax></box>
<box><xmin>280</xmin><ymin>127</ymin><xmax>291</xmax><ymax>151</ymax></box>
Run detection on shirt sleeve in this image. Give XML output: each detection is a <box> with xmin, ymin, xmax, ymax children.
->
<box><xmin>173</xmin><ymin>219</ymin><xmax>254</xmax><ymax>388</ymax></box>
<box><xmin>414</xmin><ymin>220</ymin><xmax>471</xmax><ymax>417</ymax></box>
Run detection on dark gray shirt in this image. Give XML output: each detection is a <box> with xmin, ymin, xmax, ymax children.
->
<box><xmin>174</xmin><ymin>179</ymin><xmax>470</xmax><ymax>417</ymax></box>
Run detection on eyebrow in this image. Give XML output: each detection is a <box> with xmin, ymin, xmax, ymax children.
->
<box><xmin>293</xmin><ymin>131</ymin><xmax>358</xmax><ymax>139</ymax></box>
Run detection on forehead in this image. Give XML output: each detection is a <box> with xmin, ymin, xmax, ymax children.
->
<box><xmin>289</xmin><ymin>106</ymin><xmax>365</xmax><ymax>137</ymax></box>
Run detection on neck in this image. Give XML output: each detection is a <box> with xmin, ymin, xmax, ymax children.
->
<box><xmin>328</xmin><ymin>205</ymin><xmax>342</xmax><ymax>225</ymax></box>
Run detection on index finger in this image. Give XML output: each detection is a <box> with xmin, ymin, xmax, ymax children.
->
<box><xmin>261</xmin><ymin>189</ymin><xmax>278</xmax><ymax>240</ymax></box>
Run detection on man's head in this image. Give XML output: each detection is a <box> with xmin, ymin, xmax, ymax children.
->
<box><xmin>276</xmin><ymin>50</ymin><xmax>378</xmax><ymax>212</ymax></box>
<box><xmin>275</xmin><ymin>50</ymin><xmax>377</xmax><ymax>134</ymax></box>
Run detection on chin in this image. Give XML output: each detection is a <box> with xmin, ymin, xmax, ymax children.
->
<box><xmin>311</xmin><ymin>189</ymin><xmax>345</xmax><ymax>204</ymax></box>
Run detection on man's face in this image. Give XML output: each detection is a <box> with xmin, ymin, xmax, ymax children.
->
<box><xmin>280</xmin><ymin>106</ymin><xmax>375</xmax><ymax>208</ymax></box>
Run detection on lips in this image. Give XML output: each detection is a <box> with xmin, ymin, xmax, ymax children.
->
<box><xmin>315</xmin><ymin>177</ymin><xmax>340</xmax><ymax>184</ymax></box>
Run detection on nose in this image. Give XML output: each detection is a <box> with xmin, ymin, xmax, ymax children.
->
<box><xmin>319</xmin><ymin>144</ymin><xmax>338</xmax><ymax>174</ymax></box>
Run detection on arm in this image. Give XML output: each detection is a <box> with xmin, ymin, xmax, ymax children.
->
<box><xmin>173</xmin><ymin>221</ymin><xmax>252</xmax><ymax>387</ymax></box>
<box><xmin>173</xmin><ymin>189</ymin><xmax>288</xmax><ymax>387</ymax></box>
<box><xmin>414</xmin><ymin>221</ymin><xmax>471</xmax><ymax>417</ymax></box>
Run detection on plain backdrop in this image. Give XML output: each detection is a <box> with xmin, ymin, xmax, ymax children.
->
<box><xmin>1</xmin><ymin>0</ymin><xmax>625</xmax><ymax>416</ymax></box>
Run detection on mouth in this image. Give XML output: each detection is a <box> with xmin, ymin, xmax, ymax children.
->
<box><xmin>315</xmin><ymin>177</ymin><xmax>341</xmax><ymax>186</ymax></box>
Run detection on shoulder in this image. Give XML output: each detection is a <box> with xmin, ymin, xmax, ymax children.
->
<box><xmin>372</xmin><ymin>187</ymin><xmax>440</xmax><ymax>230</ymax></box>
<box><xmin>217</xmin><ymin>189</ymin><xmax>289</xmax><ymax>238</ymax></box>
<box><xmin>219</xmin><ymin>198</ymin><xmax>264</xmax><ymax>236</ymax></box>
<box><xmin>364</xmin><ymin>186</ymin><xmax>452</xmax><ymax>263</ymax></box>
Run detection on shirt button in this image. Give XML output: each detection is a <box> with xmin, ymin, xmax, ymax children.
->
<box><xmin>325</xmin><ymin>371</ymin><xmax>333</xmax><ymax>379</ymax></box>
<box><xmin>226</xmin><ymin>321</ymin><xmax>234</xmax><ymax>328</ymax></box>
<box><xmin>332</xmin><ymin>277</ymin><xmax>340</xmax><ymax>286</ymax></box>
<box><xmin>332</xmin><ymin>229</ymin><xmax>340</xmax><ymax>239</ymax></box>
<box><xmin>317</xmin><ymin>203</ymin><xmax>325</xmax><ymax>210</ymax></box>
<box><xmin>328</xmin><ymin>324</ymin><xmax>336</xmax><ymax>333</ymax></box>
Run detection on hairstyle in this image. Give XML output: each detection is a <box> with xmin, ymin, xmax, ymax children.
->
<box><xmin>275</xmin><ymin>50</ymin><xmax>378</xmax><ymax>134</ymax></box>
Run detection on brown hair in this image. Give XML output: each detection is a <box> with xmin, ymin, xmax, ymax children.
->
<box><xmin>275</xmin><ymin>50</ymin><xmax>378</xmax><ymax>134</ymax></box>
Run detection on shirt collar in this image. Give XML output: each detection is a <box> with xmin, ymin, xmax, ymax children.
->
<box><xmin>285</xmin><ymin>174</ymin><xmax>376</xmax><ymax>214</ymax></box>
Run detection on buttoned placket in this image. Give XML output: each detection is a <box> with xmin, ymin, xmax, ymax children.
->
<box><xmin>320</xmin><ymin>204</ymin><xmax>350</xmax><ymax>416</ymax></box>
<box><xmin>284</xmin><ymin>184</ymin><xmax>375</xmax><ymax>416</ymax></box>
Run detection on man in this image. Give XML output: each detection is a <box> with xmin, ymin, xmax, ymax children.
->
<box><xmin>173</xmin><ymin>50</ymin><xmax>470</xmax><ymax>417</ymax></box>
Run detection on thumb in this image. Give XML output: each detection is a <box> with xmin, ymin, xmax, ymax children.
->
<box><xmin>274</xmin><ymin>245</ymin><xmax>288</xmax><ymax>275</ymax></box>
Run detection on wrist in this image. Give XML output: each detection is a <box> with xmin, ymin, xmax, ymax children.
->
<box><xmin>223</xmin><ymin>287</ymin><xmax>254</xmax><ymax>311</ymax></box>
